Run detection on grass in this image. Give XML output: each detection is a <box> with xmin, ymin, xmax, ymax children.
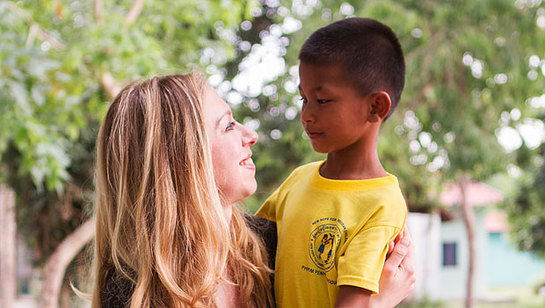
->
<box><xmin>400</xmin><ymin>286</ymin><xmax>545</xmax><ymax>308</ymax></box>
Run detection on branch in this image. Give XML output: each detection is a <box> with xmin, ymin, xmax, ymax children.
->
<box><xmin>38</xmin><ymin>216</ymin><xmax>96</xmax><ymax>308</ymax></box>
<box><xmin>126</xmin><ymin>0</ymin><xmax>145</xmax><ymax>26</ymax></box>
<box><xmin>5</xmin><ymin>1</ymin><xmax>66</xmax><ymax>50</ymax></box>
<box><xmin>25</xmin><ymin>23</ymin><xmax>38</xmax><ymax>47</ymax></box>
<box><xmin>100</xmin><ymin>71</ymin><xmax>122</xmax><ymax>101</ymax></box>
<box><xmin>95</xmin><ymin>0</ymin><xmax>103</xmax><ymax>25</ymax></box>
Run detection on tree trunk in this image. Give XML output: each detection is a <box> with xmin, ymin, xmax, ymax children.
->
<box><xmin>38</xmin><ymin>216</ymin><xmax>96</xmax><ymax>308</ymax></box>
<box><xmin>459</xmin><ymin>177</ymin><xmax>475</xmax><ymax>308</ymax></box>
<box><xmin>60</xmin><ymin>281</ymin><xmax>71</xmax><ymax>308</ymax></box>
<box><xmin>0</xmin><ymin>184</ymin><xmax>17</xmax><ymax>308</ymax></box>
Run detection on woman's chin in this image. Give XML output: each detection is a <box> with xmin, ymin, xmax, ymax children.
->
<box><xmin>232</xmin><ymin>184</ymin><xmax>257</xmax><ymax>204</ymax></box>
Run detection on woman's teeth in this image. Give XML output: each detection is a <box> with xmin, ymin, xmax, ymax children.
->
<box><xmin>240</xmin><ymin>158</ymin><xmax>253</xmax><ymax>166</ymax></box>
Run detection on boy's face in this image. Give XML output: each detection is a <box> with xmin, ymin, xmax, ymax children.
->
<box><xmin>298</xmin><ymin>62</ymin><xmax>375</xmax><ymax>154</ymax></box>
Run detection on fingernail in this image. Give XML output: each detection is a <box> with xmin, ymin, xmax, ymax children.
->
<box><xmin>401</xmin><ymin>238</ymin><xmax>410</xmax><ymax>246</ymax></box>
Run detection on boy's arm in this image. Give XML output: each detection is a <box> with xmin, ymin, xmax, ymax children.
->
<box><xmin>336</xmin><ymin>225</ymin><xmax>402</xmax><ymax>293</ymax></box>
<box><xmin>335</xmin><ymin>286</ymin><xmax>372</xmax><ymax>308</ymax></box>
<box><xmin>336</xmin><ymin>231</ymin><xmax>415</xmax><ymax>308</ymax></box>
<box><xmin>336</xmin><ymin>198</ymin><xmax>407</xmax><ymax>293</ymax></box>
<box><xmin>335</xmin><ymin>230</ymin><xmax>390</xmax><ymax>308</ymax></box>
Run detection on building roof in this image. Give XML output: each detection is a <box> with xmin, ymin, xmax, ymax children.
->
<box><xmin>484</xmin><ymin>210</ymin><xmax>509</xmax><ymax>233</ymax></box>
<box><xmin>439</xmin><ymin>182</ymin><xmax>504</xmax><ymax>207</ymax></box>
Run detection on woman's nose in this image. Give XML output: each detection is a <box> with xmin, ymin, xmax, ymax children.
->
<box><xmin>242</xmin><ymin>125</ymin><xmax>258</xmax><ymax>146</ymax></box>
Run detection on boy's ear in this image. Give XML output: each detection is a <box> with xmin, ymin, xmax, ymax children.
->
<box><xmin>368</xmin><ymin>91</ymin><xmax>391</xmax><ymax>122</ymax></box>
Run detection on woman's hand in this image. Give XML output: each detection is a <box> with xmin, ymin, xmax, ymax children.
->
<box><xmin>371</xmin><ymin>227</ymin><xmax>416</xmax><ymax>308</ymax></box>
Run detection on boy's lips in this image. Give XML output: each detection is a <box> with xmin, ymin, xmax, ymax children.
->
<box><xmin>306</xmin><ymin>131</ymin><xmax>324</xmax><ymax>139</ymax></box>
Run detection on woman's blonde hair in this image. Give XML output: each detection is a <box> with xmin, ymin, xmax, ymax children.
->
<box><xmin>92</xmin><ymin>72</ymin><xmax>272</xmax><ymax>307</ymax></box>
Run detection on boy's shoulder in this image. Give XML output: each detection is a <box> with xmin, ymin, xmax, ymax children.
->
<box><xmin>292</xmin><ymin>160</ymin><xmax>323</xmax><ymax>174</ymax></box>
<box><xmin>279</xmin><ymin>160</ymin><xmax>323</xmax><ymax>187</ymax></box>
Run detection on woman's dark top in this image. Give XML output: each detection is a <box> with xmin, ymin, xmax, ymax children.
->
<box><xmin>101</xmin><ymin>215</ymin><xmax>277</xmax><ymax>307</ymax></box>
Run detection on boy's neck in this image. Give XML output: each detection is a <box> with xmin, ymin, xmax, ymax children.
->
<box><xmin>320</xmin><ymin>148</ymin><xmax>387</xmax><ymax>181</ymax></box>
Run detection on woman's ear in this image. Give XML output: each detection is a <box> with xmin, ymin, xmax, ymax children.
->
<box><xmin>368</xmin><ymin>91</ymin><xmax>391</xmax><ymax>122</ymax></box>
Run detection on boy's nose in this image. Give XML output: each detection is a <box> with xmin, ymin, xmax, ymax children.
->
<box><xmin>301</xmin><ymin>104</ymin><xmax>315</xmax><ymax>123</ymax></box>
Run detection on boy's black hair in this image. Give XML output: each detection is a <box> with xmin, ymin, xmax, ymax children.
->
<box><xmin>299</xmin><ymin>17</ymin><xmax>405</xmax><ymax>119</ymax></box>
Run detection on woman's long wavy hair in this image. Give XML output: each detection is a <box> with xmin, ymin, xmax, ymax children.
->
<box><xmin>92</xmin><ymin>72</ymin><xmax>272</xmax><ymax>307</ymax></box>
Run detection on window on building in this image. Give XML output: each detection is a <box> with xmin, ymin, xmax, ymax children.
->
<box><xmin>442</xmin><ymin>242</ymin><xmax>457</xmax><ymax>267</ymax></box>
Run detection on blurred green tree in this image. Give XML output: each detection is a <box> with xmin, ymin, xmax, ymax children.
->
<box><xmin>0</xmin><ymin>0</ymin><xmax>254</xmax><ymax>306</ymax></box>
<box><xmin>1</xmin><ymin>0</ymin><xmax>544</xmax><ymax>307</ymax></box>
<box><xmin>227</xmin><ymin>1</ymin><xmax>544</xmax><ymax>307</ymax></box>
<box><xmin>506</xmin><ymin>136</ymin><xmax>545</xmax><ymax>258</ymax></box>
<box><xmin>511</xmin><ymin>162</ymin><xmax>545</xmax><ymax>249</ymax></box>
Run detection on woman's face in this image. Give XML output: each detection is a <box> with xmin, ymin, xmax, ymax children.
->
<box><xmin>203</xmin><ymin>84</ymin><xmax>258</xmax><ymax>205</ymax></box>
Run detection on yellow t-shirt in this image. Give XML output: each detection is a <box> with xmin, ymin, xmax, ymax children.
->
<box><xmin>256</xmin><ymin>161</ymin><xmax>407</xmax><ymax>307</ymax></box>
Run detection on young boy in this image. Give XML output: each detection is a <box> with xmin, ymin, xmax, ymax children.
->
<box><xmin>256</xmin><ymin>18</ymin><xmax>407</xmax><ymax>307</ymax></box>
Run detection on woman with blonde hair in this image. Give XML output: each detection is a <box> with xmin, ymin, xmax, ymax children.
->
<box><xmin>92</xmin><ymin>72</ymin><xmax>415</xmax><ymax>307</ymax></box>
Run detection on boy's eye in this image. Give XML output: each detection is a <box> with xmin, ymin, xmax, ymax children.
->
<box><xmin>299</xmin><ymin>97</ymin><xmax>308</xmax><ymax>104</ymax></box>
<box><xmin>317</xmin><ymin>99</ymin><xmax>331</xmax><ymax>104</ymax></box>
<box><xmin>226</xmin><ymin>121</ymin><xmax>236</xmax><ymax>131</ymax></box>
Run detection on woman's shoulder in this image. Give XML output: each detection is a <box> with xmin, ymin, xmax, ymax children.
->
<box><xmin>101</xmin><ymin>267</ymin><xmax>135</xmax><ymax>308</ymax></box>
<box><xmin>245</xmin><ymin>214</ymin><xmax>277</xmax><ymax>268</ymax></box>
<box><xmin>245</xmin><ymin>215</ymin><xmax>277</xmax><ymax>243</ymax></box>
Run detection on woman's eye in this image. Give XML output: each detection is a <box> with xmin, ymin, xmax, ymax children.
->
<box><xmin>317</xmin><ymin>99</ymin><xmax>331</xmax><ymax>104</ymax></box>
<box><xmin>299</xmin><ymin>97</ymin><xmax>308</xmax><ymax>104</ymax></box>
<box><xmin>226</xmin><ymin>121</ymin><xmax>236</xmax><ymax>131</ymax></box>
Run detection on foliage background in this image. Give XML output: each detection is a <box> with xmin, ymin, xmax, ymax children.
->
<box><xmin>0</xmin><ymin>0</ymin><xmax>544</xmax><ymax>305</ymax></box>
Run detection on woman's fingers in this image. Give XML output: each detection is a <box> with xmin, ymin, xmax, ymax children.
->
<box><xmin>375</xmin><ymin>234</ymin><xmax>415</xmax><ymax>308</ymax></box>
<box><xmin>384</xmin><ymin>237</ymin><xmax>410</xmax><ymax>274</ymax></box>
<box><xmin>386</xmin><ymin>241</ymin><xmax>395</xmax><ymax>259</ymax></box>
<box><xmin>403</xmin><ymin>226</ymin><xmax>412</xmax><ymax>242</ymax></box>
<box><xmin>401</xmin><ymin>234</ymin><xmax>416</xmax><ymax>285</ymax></box>
<box><xmin>393</xmin><ymin>227</ymin><xmax>405</xmax><ymax>246</ymax></box>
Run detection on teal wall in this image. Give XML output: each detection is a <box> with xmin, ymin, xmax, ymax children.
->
<box><xmin>439</xmin><ymin>210</ymin><xmax>488</xmax><ymax>299</ymax></box>
<box><xmin>435</xmin><ymin>208</ymin><xmax>545</xmax><ymax>300</ymax></box>
<box><xmin>487</xmin><ymin>232</ymin><xmax>545</xmax><ymax>287</ymax></box>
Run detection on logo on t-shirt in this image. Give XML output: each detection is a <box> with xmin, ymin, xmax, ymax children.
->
<box><xmin>308</xmin><ymin>218</ymin><xmax>347</xmax><ymax>272</ymax></box>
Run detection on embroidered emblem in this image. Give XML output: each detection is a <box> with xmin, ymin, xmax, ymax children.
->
<box><xmin>308</xmin><ymin>220</ymin><xmax>344</xmax><ymax>272</ymax></box>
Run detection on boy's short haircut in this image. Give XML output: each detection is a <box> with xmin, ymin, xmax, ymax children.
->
<box><xmin>298</xmin><ymin>17</ymin><xmax>405</xmax><ymax>119</ymax></box>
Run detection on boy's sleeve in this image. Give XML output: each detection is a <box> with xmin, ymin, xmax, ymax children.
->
<box><xmin>256</xmin><ymin>163</ymin><xmax>311</xmax><ymax>221</ymax></box>
<box><xmin>336</xmin><ymin>201</ymin><xmax>406</xmax><ymax>294</ymax></box>
<box><xmin>336</xmin><ymin>225</ymin><xmax>402</xmax><ymax>293</ymax></box>
<box><xmin>255</xmin><ymin>185</ymin><xmax>281</xmax><ymax>222</ymax></box>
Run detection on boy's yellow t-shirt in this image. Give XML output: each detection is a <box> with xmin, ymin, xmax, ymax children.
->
<box><xmin>256</xmin><ymin>161</ymin><xmax>407</xmax><ymax>307</ymax></box>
